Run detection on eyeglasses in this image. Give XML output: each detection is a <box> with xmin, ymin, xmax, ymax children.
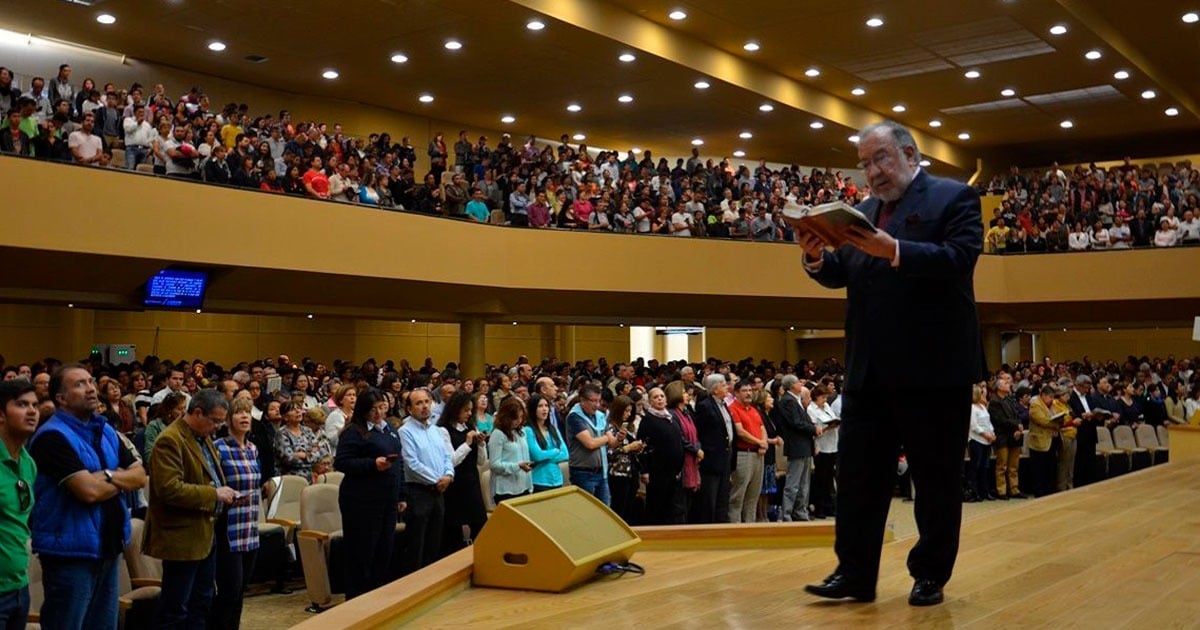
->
<box><xmin>16</xmin><ymin>480</ymin><xmax>30</xmax><ymax>512</ymax></box>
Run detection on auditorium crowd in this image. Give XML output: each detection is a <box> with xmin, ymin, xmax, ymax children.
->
<box><xmin>982</xmin><ymin>160</ymin><xmax>1200</xmax><ymax>253</ymax></box>
<box><xmin>1</xmin><ymin>348</ymin><xmax>1197</xmax><ymax>627</ymax></box>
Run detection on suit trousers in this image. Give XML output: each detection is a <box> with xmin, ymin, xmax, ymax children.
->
<box><xmin>1056</xmin><ymin>437</ymin><xmax>1077</xmax><ymax>492</ymax></box>
<box><xmin>728</xmin><ymin>452</ymin><xmax>764</xmax><ymax>523</ymax></box>
<box><xmin>835</xmin><ymin>386</ymin><xmax>971</xmax><ymax>588</ymax></box>
<box><xmin>811</xmin><ymin>452</ymin><xmax>837</xmax><ymax>516</ymax></box>
<box><xmin>993</xmin><ymin>445</ymin><xmax>1022</xmax><ymax>496</ymax></box>
<box><xmin>341</xmin><ymin>503</ymin><xmax>398</xmax><ymax>600</ymax></box>
<box><xmin>402</xmin><ymin>484</ymin><xmax>445</xmax><ymax>575</ymax></box>
<box><xmin>692</xmin><ymin>468</ymin><xmax>731</xmax><ymax>524</ymax></box>
<box><xmin>782</xmin><ymin>457</ymin><xmax>813</xmax><ymax>520</ymax></box>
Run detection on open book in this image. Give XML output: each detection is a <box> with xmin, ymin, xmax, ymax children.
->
<box><xmin>781</xmin><ymin>200</ymin><xmax>876</xmax><ymax>248</ymax></box>
<box><xmin>1049</xmin><ymin>410</ymin><xmax>1068</xmax><ymax>423</ymax></box>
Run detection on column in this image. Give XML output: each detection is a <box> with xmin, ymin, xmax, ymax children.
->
<box><xmin>982</xmin><ymin>325</ymin><xmax>1003</xmax><ymax>373</ymax></box>
<box><xmin>459</xmin><ymin>317</ymin><xmax>485</xmax><ymax>380</ymax></box>
<box><xmin>629</xmin><ymin>326</ymin><xmax>655</xmax><ymax>362</ymax></box>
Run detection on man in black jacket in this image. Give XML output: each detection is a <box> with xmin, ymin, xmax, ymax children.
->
<box><xmin>1068</xmin><ymin>375</ymin><xmax>1104</xmax><ymax>487</ymax></box>
<box><xmin>776</xmin><ymin>375</ymin><xmax>819</xmax><ymax>521</ymax></box>
<box><xmin>690</xmin><ymin>374</ymin><xmax>733</xmax><ymax>523</ymax></box>
<box><xmin>987</xmin><ymin>372</ymin><xmax>1025</xmax><ymax>499</ymax></box>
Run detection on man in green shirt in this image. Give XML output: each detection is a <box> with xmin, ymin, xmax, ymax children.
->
<box><xmin>0</xmin><ymin>379</ymin><xmax>39</xmax><ymax>627</ymax></box>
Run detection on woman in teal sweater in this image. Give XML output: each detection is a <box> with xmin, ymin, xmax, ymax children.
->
<box><xmin>486</xmin><ymin>397</ymin><xmax>533</xmax><ymax>504</ymax></box>
<box><xmin>524</xmin><ymin>394</ymin><xmax>569</xmax><ymax>492</ymax></box>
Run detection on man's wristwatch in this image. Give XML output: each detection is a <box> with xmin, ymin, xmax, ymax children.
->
<box><xmin>103</xmin><ymin>469</ymin><xmax>115</xmax><ymax>484</ymax></box>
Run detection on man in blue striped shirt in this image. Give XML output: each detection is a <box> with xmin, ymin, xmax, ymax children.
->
<box><xmin>399</xmin><ymin>389</ymin><xmax>453</xmax><ymax>574</ymax></box>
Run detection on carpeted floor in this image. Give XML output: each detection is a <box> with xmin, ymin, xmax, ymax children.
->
<box><xmin>241</xmin><ymin>495</ymin><xmax>1027</xmax><ymax>629</ymax></box>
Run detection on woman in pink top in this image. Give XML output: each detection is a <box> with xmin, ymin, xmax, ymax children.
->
<box><xmin>570</xmin><ymin>196</ymin><xmax>594</xmax><ymax>229</ymax></box>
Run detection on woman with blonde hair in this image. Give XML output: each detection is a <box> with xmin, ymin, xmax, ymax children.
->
<box><xmin>966</xmin><ymin>384</ymin><xmax>996</xmax><ymax>502</ymax></box>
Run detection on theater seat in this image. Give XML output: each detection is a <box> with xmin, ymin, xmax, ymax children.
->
<box><xmin>1111</xmin><ymin>425</ymin><xmax>1151</xmax><ymax>471</ymax></box>
<box><xmin>1133</xmin><ymin>424</ymin><xmax>1168</xmax><ymax>464</ymax></box>
<box><xmin>135</xmin><ymin>162</ymin><xmax>154</xmax><ymax>174</ymax></box>
<box><xmin>125</xmin><ymin>518</ymin><xmax>163</xmax><ymax>586</ymax></box>
<box><xmin>109</xmin><ymin>149</ymin><xmax>125</xmax><ymax>169</ymax></box>
<box><xmin>316</xmin><ymin>471</ymin><xmax>344</xmax><ymax>486</ymax></box>
<box><xmin>268</xmin><ymin>475</ymin><xmax>310</xmax><ymax>542</ymax></box>
<box><xmin>1156</xmin><ymin>425</ymin><xmax>1170</xmax><ymax>450</ymax></box>
<box><xmin>296</xmin><ymin>484</ymin><xmax>342</xmax><ymax>613</ymax></box>
<box><xmin>1096</xmin><ymin>427</ymin><xmax>1130</xmax><ymax>477</ymax></box>
<box><xmin>118</xmin><ymin>545</ymin><xmax>161</xmax><ymax>629</ymax></box>
<box><xmin>480</xmin><ymin>468</ymin><xmax>495</xmax><ymax>513</ymax></box>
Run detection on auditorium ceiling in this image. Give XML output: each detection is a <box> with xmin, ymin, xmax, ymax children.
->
<box><xmin>3</xmin><ymin>0</ymin><xmax>1200</xmax><ymax>173</ymax></box>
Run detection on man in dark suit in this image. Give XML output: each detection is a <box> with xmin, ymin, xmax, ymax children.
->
<box><xmin>1068</xmin><ymin>375</ymin><xmax>1104</xmax><ymax>487</ymax></box>
<box><xmin>690</xmin><ymin>373</ymin><xmax>734</xmax><ymax>523</ymax></box>
<box><xmin>776</xmin><ymin>375</ymin><xmax>819</xmax><ymax>521</ymax></box>
<box><xmin>799</xmin><ymin>121</ymin><xmax>983</xmax><ymax>607</ymax></box>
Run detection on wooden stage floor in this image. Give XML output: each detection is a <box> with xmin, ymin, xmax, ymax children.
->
<box><xmin>295</xmin><ymin>459</ymin><xmax>1200</xmax><ymax>629</ymax></box>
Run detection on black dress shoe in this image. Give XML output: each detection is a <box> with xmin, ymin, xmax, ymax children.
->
<box><xmin>804</xmin><ymin>574</ymin><xmax>876</xmax><ymax>602</ymax></box>
<box><xmin>909</xmin><ymin>579</ymin><xmax>944</xmax><ymax>606</ymax></box>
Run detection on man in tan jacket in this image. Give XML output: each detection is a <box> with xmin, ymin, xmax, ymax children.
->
<box><xmin>146</xmin><ymin>389</ymin><xmax>240</xmax><ymax>628</ymax></box>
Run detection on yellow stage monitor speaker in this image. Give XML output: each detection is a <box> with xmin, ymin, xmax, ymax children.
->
<box><xmin>472</xmin><ymin>485</ymin><xmax>641</xmax><ymax>593</ymax></box>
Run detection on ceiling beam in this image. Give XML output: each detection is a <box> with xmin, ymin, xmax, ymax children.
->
<box><xmin>507</xmin><ymin>0</ymin><xmax>974</xmax><ymax>171</ymax></box>
<box><xmin>1057</xmin><ymin>0</ymin><xmax>1200</xmax><ymax>121</ymax></box>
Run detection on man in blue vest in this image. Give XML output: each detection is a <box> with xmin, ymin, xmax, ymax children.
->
<box><xmin>28</xmin><ymin>366</ymin><xmax>146</xmax><ymax>630</ymax></box>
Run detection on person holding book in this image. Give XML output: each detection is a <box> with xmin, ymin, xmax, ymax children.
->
<box><xmin>1027</xmin><ymin>385</ymin><xmax>1072</xmax><ymax>497</ymax></box>
<box><xmin>798</xmin><ymin>121</ymin><xmax>984</xmax><ymax>607</ymax></box>
<box><xmin>1067</xmin><ymin>375</ymin><xmax>1105</xmax><ymax>488</ymax></box>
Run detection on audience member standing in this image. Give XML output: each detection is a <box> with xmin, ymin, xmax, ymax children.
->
<box><xmin>398</xmin><ymin>389</ymin><xmax>453</xmax><ymax>575</ymax></box>
<box><xmin>487</xmin><ymin>398</ymin><xmax>534</xmax><ymax>505</ymax></box>
<box><xmin>565</xmin><ymin>384</ymin><xmax>614</xmax><ymax>505</ymax></box>
<box><xmin>146</xmin><ymin>389</ymin><xmax>239</xmax><ymax>629</ymax></box>
<box><xmin>987</xmin><ymin>373</ymin><xmax>1026</xmax><ymax>499</ymax></box>
<box><xmin>438</xmin><ymin>391</ymin><xmax>486</xmax><ymax>555</ymax></box>
<box><xmin>335</xmin><ymin>389</ymin><xmax>406</xmax><ymax>599</ymax></box>
<box><xmin>602</xmin><ymin>395</ymin><xmax>643</xmax><ymax>523</ymax></box>
<box><xmin>1027</xmin><ymin>385</ymin><xmax>1066</xmax><ymax>497</ymax></box>
<box><xmin>728</xmin><ymin>381</ymin><xmax>769</xmax><ymax>523</ymax></box>
<box><xmin>29</xmin><ymin>366</ymin><xmax>145</xmax><ymax>630</ymax></box>
<box><xmin>638</xmin><ymin>388</ymin><xmax>686</xmax><ymax>524</ymax></box>
<box><xmin>966</xmin><ymin>385</ymin><xmax>996</xmax><ymax>502</ymax></box>
<box><xmin>666</xmin><ymin>381</ymin><xmax>703</xmax><ymax>519</ymax></box>
<box><xmin>691</xmin><ymin>374</ymin><xmax>734</xmax><ymax>524</ymax></box>
<box><xmin>808</xmin><ymin>385</ymin><xmax>840</xmax><ymax>519</ymax></box>
<box><xmin>525</xmin><ymin>394</ymin><xmax>569</xmax><ymax>494</ymax></box>
<box><xmin>212</xmin><ymin>398</ymin><xmax>262</xmax><ymax>630</ymax></box>
<box><xmin>776</xmin><ymin>376</ymin><xmax>818</xmax><ymax>521</ymax></box>
<box><xmin>0</xmin><ymin>380</ymin><xmax>39</xmax><ymax>628</ymax></box>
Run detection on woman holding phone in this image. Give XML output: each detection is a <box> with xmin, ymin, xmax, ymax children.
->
<box><xmin>334</xmin><ymin>388</ymin><xmax>406</xmax><ymax>600</ymax></box>
<box><xmin>438</xmin><ymin>391</ymin><xmax>487</xmax><ymax>555</ymax></box>
<box><xmin>525</xmin><ymin>394</ymin><xmax>569</xmax><ymax>493</ymax></box>
<box><xmin>212</xmin><ymin>398</ymin><xmax>261</xmax><ymax>630</ymax></box>
<box><xmin>487</xmin><ymin>397</ymin><xmax>533</xmax><ymax>504</ymax></box>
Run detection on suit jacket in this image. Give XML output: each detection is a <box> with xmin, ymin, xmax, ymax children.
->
<box><xmin>692</xmin><ymin>395</ymin><xmax>732</xmax><ymax>473</ymax></box>
<box><xmin>0</xmin><ymin>129</ymin><xmax>33</xmax><ymax>156</ymax></box>
<box><xmin>987</xmin><ymin>395</ymin><xmax>1023</xmax><ymax>448</ymax></box>
<box><xmin>145</xmin><ymin>418</ymin><xmax>226</xmax><ymax>561</ymax></box>
<box><xmin>776</xmin><ymin>393</ymin><xmax>817</xmax><ymax>458</ymax></box>
<box><xmin>808</xmin><ymin>170</ymin><xmax>984</xmax><ymax>391</ymax></box>
<box><xmin>1028</xmin><ymin>397</ymin><xmax>1073</xmax><ymax>452</ymax></box>
<box><xmin>1068</xmin><ymin>390</ymin><xmax>1102</xmax><ymax>445</ymax></box>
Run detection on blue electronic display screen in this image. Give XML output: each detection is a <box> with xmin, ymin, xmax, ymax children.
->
<box><xmin>144</xmin><ymin>270</ymin><xmax>209</xmax><ymax>309</ymax></box>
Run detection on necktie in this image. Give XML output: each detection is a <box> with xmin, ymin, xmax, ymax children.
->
<box><xmin>876</xmin><ymin>200</ymin><xmax>898</xmax><ymax>230</ymax></box>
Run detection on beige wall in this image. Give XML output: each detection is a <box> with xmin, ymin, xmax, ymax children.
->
<box><xmin>1036</xmin><ymin>328</ymin><xmax>1197</xmax><ymax>363</ymax></box>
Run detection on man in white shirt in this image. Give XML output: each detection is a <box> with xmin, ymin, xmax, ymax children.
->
<box><xmin>151</xmin><ymin>368</ymin><xmax>191</xmax><ymax>406</ymax></box>
<box><xmin>1107</xmin><ymin>214</ymin><xmax>1132</xmax><ymax>249</ymax></box>
<box><xmin>670</xmin><ymin>202</ymin><xmax>694</xmax><ymax>237</ymax></box>
<box><xmin>1179</xmin><ymin>209</ymin><xmax>1200</xmax><ymax>244</ymax></box>
<box><xmin>122</xmin><ymin>104</ymin><xmax>155</xmax><ymax>169</ymax></box>
<box><xmin>68</xmin><ymin>112</ymin><xmax>104</xmax><ymax>166</ymax></box>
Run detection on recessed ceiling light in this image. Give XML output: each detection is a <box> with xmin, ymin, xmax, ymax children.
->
<box><xmin>306</xmin><ymin>314</ymin><xmax>314</xmax><ymax>320</ymax></box>
<box><xmin>848</xmin><ymin>135</ymin><xmax>860</xmax><ymax>143</ymax></box>
<box><xmin>1049</xmin><ymin>24</ymin><xmax>1068</xmax><ymax>35</ymax></box>
<box><xmin>743</xmin><ymin>41</ymin><xmax>761</xmax><ymax>52</ymax></box>
<box><xmin>418</xmin><ymin>93</ymin><xmax>434</xmax><ymax>103</ymax></box>
<box><xmin>630</xmin><ymin>147</ymin><xmax>641</xmax><ymax>153</ymax></box>
<box><xmin>739</xmin><ymin>131</ymin><xmax>753</xmax><ymax>139</ymax></box>
<box><xmin>1166</xmin><ymin>107</ymin><xmax>1180</xmax><ymax>116</ymax></box>
<box><xmin>733</xmin><ymin>150</ymin><xmax>746</xmax><ymax>157</ymax></box>
<box><xmin>1184</xmin><ymin>12</ymin><xmax>1200</xmax><ymax>23</ymax></box>
<box><xmin>500</xmin><ymin>115</ymin><xmax>516</xmax><ymax>124</ymax></box>
<box><xmin>208</xmin><ymin>41</ymin><xmax>227</xmax><ymax>52</ymax></box>
<box><xmin>668</xmin><ymin>9</ymin><xmax>688</xmax><ymax>20</ymax></box>
<box><xmin>691</xmin><ymin>138</ymin><xmax>704</xmax><ymax>146</ymax></box>
<box><xmin>866</xmin><ymin>17</ymin><xmax>884</xmax><ymax>28</ymax></box>
<box><xmin>1113</xmin><ymin>70</ymin><xmax>1130</xmax><ymax>80</ymax></box>
<box><xmin>958</xmin><ymin>132</ymin><xmax>971</xmax><ymax>140</ymax></box>
<box><xmin>851</xmin><ymin>87</ymin><xmax>866</xmax><ymax>96</ymax></box>
<box><xmin>572</xmin><ymin>133</ymin><xmax>586</xmax><ymax>141</ymax></box>
<box><xmin>759</xmin><ymin>103</ymin><xmax>774</xmax><ymax>112</ymax></box>
<box><xmin>919</xmin><ymin>159</ymin><xmax>931</xmax><ymax>167</ymax></box>
<box><xmin>929</xmin><ymin>119</ymin><xmax>942</xmax><ymax>128</ymax></box>
<box><xmin>617</xmin><ymin>94</ymin><xmax>633</xmax><ymax>103</ymax></box>
<box><xmin>1060</xmin><ymin>120</ymin><xmax>1074</xmax><ymax>129</ymax></box>
<box><xmin>1001</xmin><ymin>88</ymin><xmax>1016</xmax><ymax>97</ymax></box>
<box><xmin>444</xmin><ymin>39</ymin><xmax>463</xmax><ymax>50</ymax></box>
<box><xmin>694</xmin><ymin>80</ymin><xmax>711</xmax><ymax>89</ymax></box>
<box><xmin>892</xmin><ymin>104</ymin><xmax>907</xmax><ymax>112</ymax></box>
<box><xmin>964</xmin><ymin>70</ymin><xmax>981</xmax><ymax>79</ymax></box>
<box><xmin>526</xmin><ymin>19</ymin><xmax>546</xmax><ymax>31</ymax></box>
<box><xmin>322</xmin><ymin>69</ymin><xmax>339</xmax><ymax>80</ymax></box>
<box><xmin>96</xmin><ymin>13</ymin><xmax>116</xmax><ymax>25</ymax></box>
<box><xmin>390</xmin><ymin>53</ymin><xmax>408</xmax><ymax>64</ymax></box>
<box><xmin>805</xmin><ymin>67</ymin><xmax>821</xmax><ymax>77</ymax></box>
<box><xmin>810</xmin><ymin>121</ymin><xmax>825</xmax><ymax>129</ymax></box>
<box><xmin>1142</xmin><ymin>89</ymin><xmax>1157</xmax><ymax>99</ymax></box>
<box><xmin>618</xmin><ymin>52</ymin><xmax>636</xmax><ymax>63</ymax></box>
<box><xmin>1085</xmin><ymin>49</ymin><xmax>1102</xmax><ymax>60</ymax></box>
<box><xmin>566</xmin><ymin>103</ymin><xmax>582</xmax><ymax>112</ymax></box>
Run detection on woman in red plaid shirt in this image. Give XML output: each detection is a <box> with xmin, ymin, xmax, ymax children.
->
<box><xmin>213</xmin><ymin>397</ymin><xmax>261</xmax><ymax>630</ymax></box>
